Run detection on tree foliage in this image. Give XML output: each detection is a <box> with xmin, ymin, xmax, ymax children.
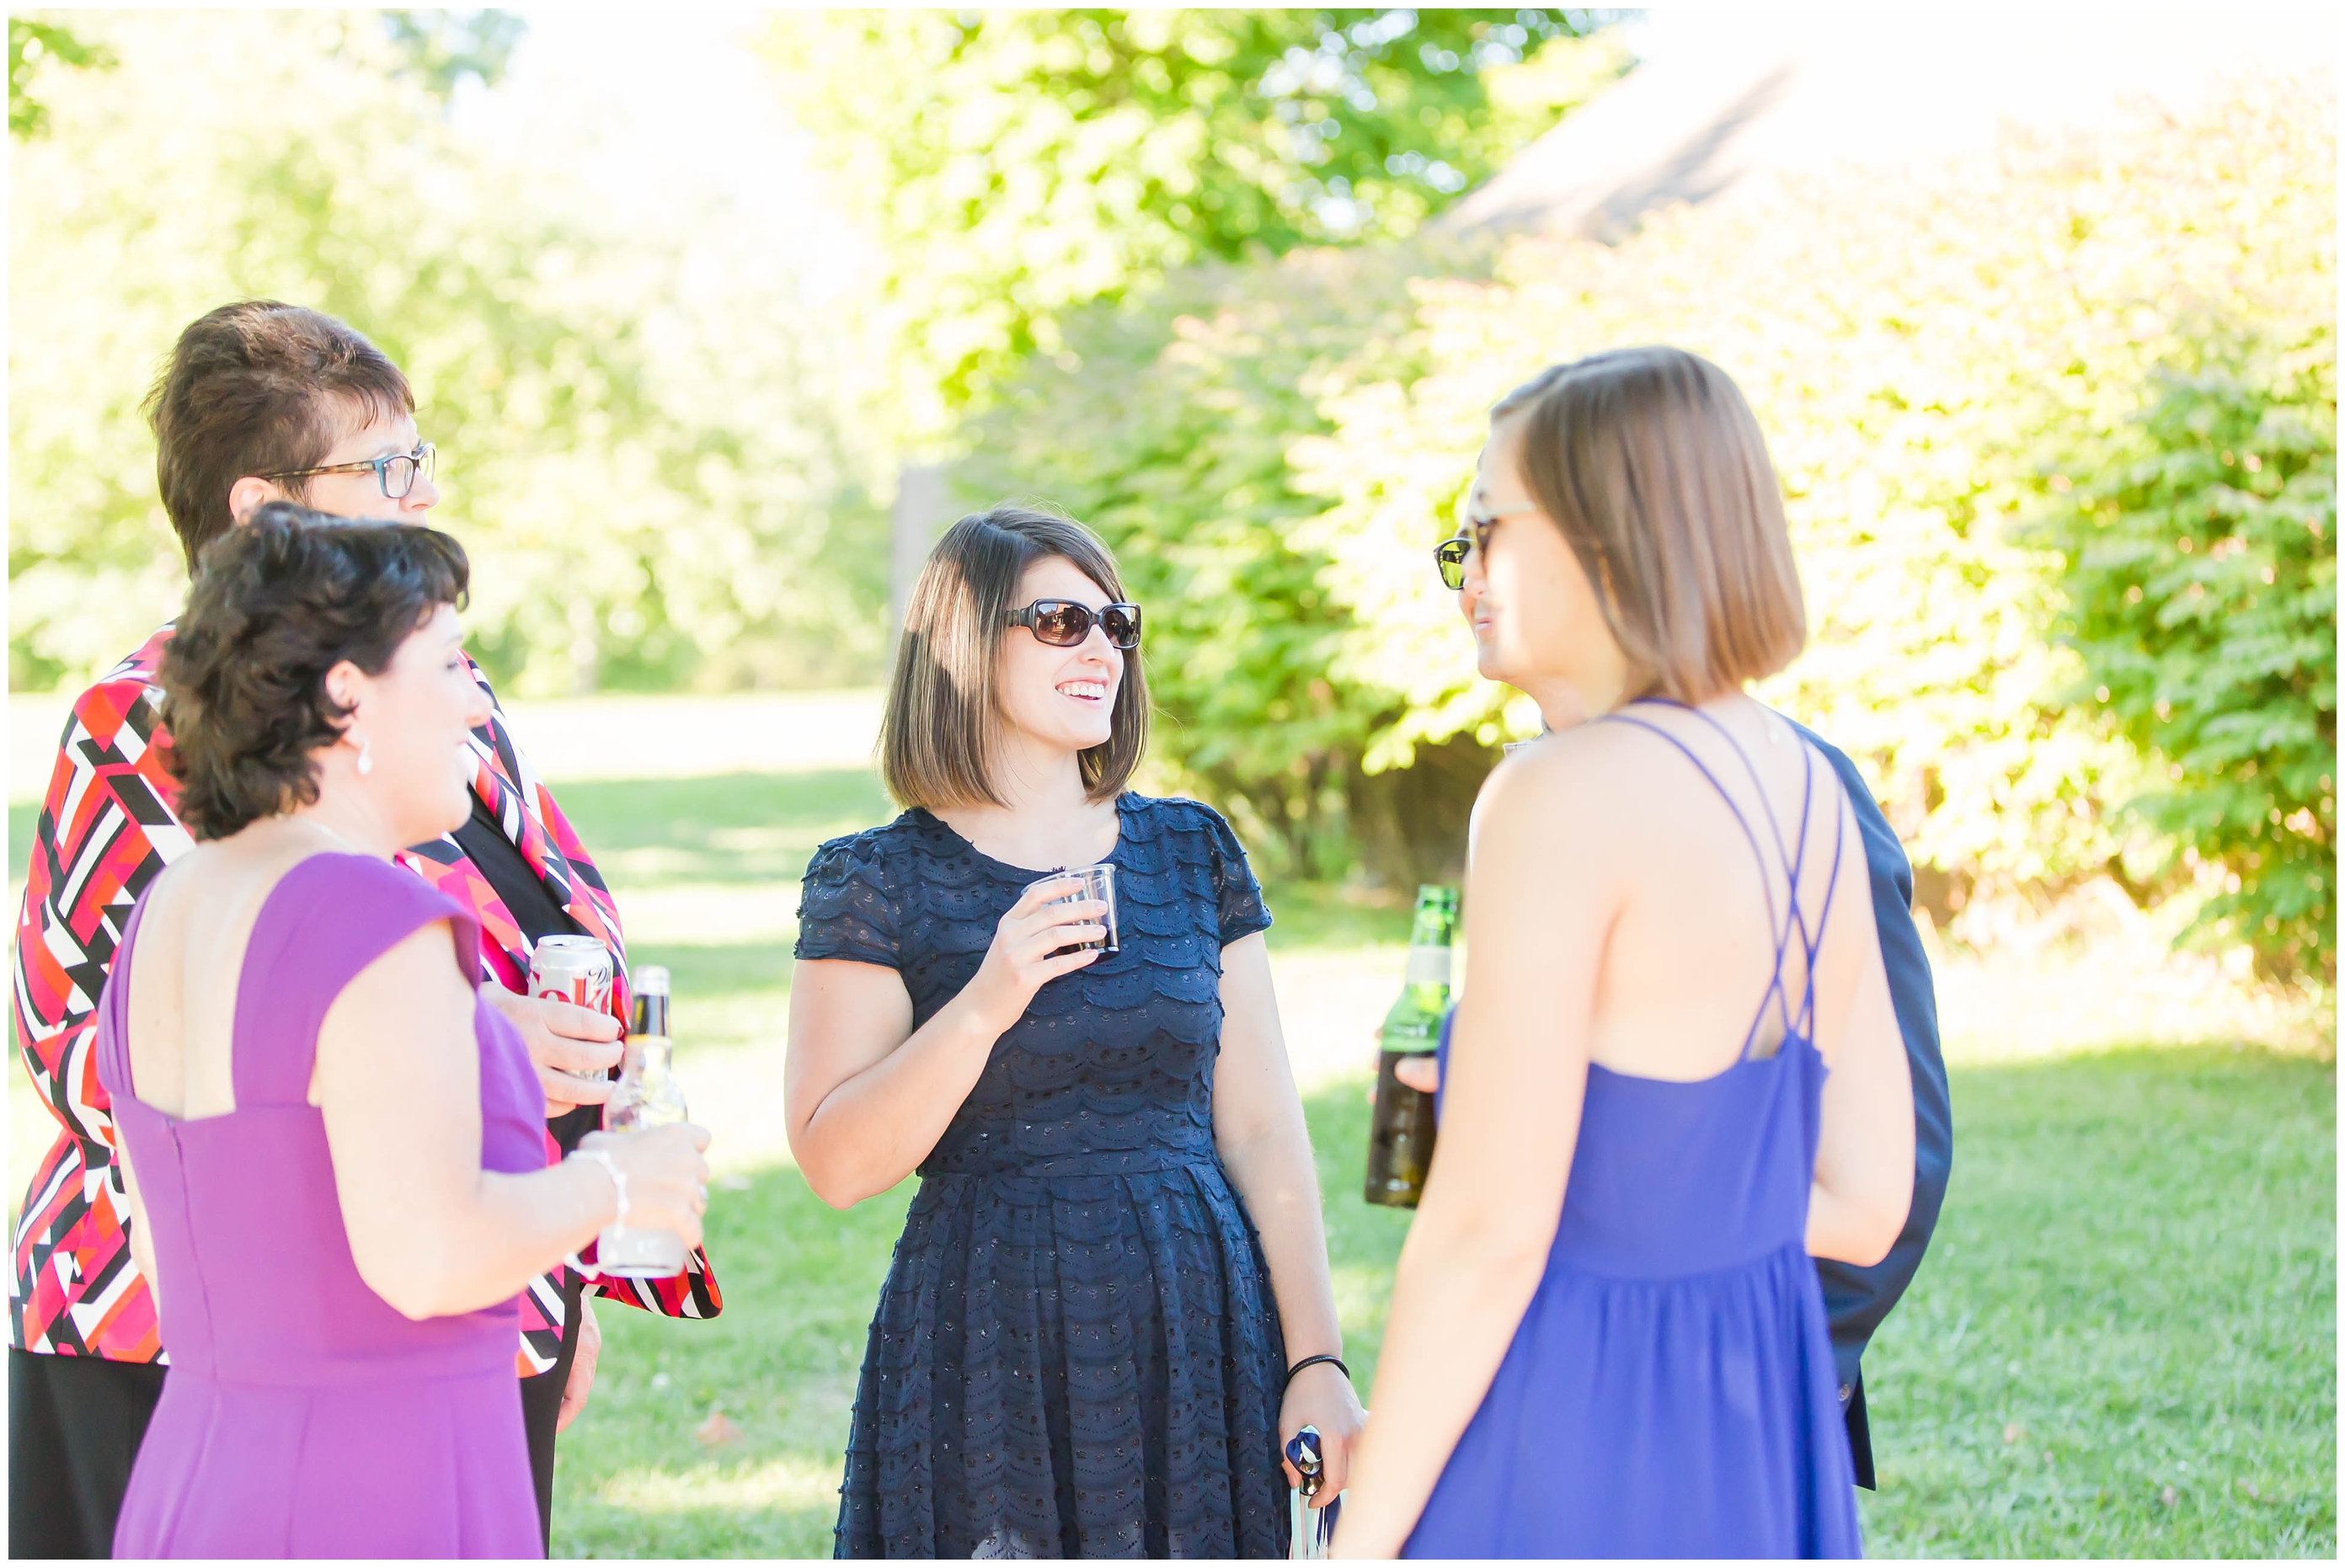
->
<box><xmin>964</xmin><ymin>248</ymin><xmax>1432</xmax><ymax>877</ymax></box>
<box><xmin>9</xmin><ymin>10</ymin><xmax>888</xmax><ymax>697</ymax></box>
<box><xmin>8</xmin><ymin>15</ymin><xmax>111</xmax><ymax>139</ymax></box>
<box><xmin>970</xmin><ymin>74</ymin><xmax>2337</xmax><ymax>980</ymax></box>
<box><xmin>761</xmin><ymin>8</ymin><xmax>1626</xmax><ymax>428</ymax></box>
<box><xmin>381</xmin><ymin>9</ymin><xmax>526</xmax><ymax>99</ymax></box>
<box><xmin>2033</xmin><ymin>344</ymin><xmax>2336</xmax><ymax>979</ymax></box>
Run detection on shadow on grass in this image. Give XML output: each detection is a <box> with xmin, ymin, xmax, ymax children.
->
<box><xmin>553</xmin><ymin>1156</ymin><xmax>912</xmax><ymax>1559</ymax></box>
<box><xmin>33</xmin><ymin>749</ymin><xmax>2321</xmax><ymax>1554</ymax></box>
<box><xmin>1861</xmin><ymin>1044</ymin><xmax>2334</xmax><ymax>1558</ymax></box>
<box><xmin>554</xmin><ymin>771</ymin><xmax>894</xmax><ymax>892</ymax></box>
<box><xmin>557</xmin><ymin>1081</ymin><xmax>1411</xmax><ymax>1559</ymax></box>
<box><xmin>553</xmin><ymin>768</ymin><xmax>1415</xmax><ymax>955</ymax></box>
<box><xmin>1315</xmin><ymin>1044</ymin><xmax>2337</xmax><ymax>1558</ymax></box>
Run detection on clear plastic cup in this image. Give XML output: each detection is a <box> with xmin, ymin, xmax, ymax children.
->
<box><xmin>1028</xmin><ymin>864</ymin><xmax>1119</xmax><ymax>956</ymax></box>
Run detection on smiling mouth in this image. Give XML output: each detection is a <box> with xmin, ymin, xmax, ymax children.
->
<box><xmin>1057</xmin><ymin>680</ymin><xmax>1109</xmax><ymax>703</ymax></box>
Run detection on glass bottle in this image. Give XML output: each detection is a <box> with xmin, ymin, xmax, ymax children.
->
<box><xmin>597</xmin><ymin>964</ymin><xmax>688</xmax><ymax>1277</ymax></box>
<box><xmin>1364</xmin><ymin>886</ymin><xmax>1459</xmax><ymax>1208</ymax></box>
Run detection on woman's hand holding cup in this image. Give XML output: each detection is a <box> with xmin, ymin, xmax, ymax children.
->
<box><xmin>580</xmin><ymin>1123</ymin><xmax>713</xmax><ymax>1251</ymax></box>
<box><xmin>964</xmin><ymin>875</ymin><xmax>1108</xmax><ymax>1035</ymax></box>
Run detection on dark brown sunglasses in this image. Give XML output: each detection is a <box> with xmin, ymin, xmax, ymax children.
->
<box><xmin>1008</xmin><ymin>600</ymin><xmax>1142</xmax><ymax>649</ymax></box>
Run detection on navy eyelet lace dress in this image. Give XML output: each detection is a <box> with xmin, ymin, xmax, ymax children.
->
<box><xmin>795</xmin><ymin>794</ymin><xmax>1290</xmax><ymax>1560</ymax></box>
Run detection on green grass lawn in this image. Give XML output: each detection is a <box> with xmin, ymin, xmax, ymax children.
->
<box><xmin>540</xmin><ymin>770</ymin><xmax>2335</xmax><ymax>1560</ymax></box>
<box><xmin>5</xmin><ymin>755</ymin><xmax>2330</xmax><ymax>1559</ymax></box>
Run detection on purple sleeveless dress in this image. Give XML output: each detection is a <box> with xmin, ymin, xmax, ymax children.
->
<box><xmin>95</xmin><ymin>852</ymin><xmax>544</xmax><ymax>1559</ymax></box>
<box><xmin>1406</xmin><ymin>704</ymin><xmax>1865</xmax><ymax>1560</ymax></box>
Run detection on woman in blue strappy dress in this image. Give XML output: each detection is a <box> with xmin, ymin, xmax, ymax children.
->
<box><xmin>1334</xmin><ymin>348</ymin><xmax>1916</xmax><ymax>1560</ymax></box>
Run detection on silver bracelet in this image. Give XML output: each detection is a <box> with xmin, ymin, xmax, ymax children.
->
<box><xmin>570</xmin><ymin>1146</ymin><xmax>628</xmax><ymax>1228</ymax></box>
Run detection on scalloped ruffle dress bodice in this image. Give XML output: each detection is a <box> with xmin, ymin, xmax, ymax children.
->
<box><xmin>796</xmin><ymin>795</ymin><xmax>1289</xmax><ymax>1560</ymax></box>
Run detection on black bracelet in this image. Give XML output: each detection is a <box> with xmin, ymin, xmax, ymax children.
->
<box><xmin>1284</xmin><ymin>1353</ymin><xmax>1350</xmax><ymax>1395</ymax></box>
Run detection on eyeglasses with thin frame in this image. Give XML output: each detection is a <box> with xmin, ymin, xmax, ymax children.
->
<box><xmin>262</xmin><ymin>442</ymin><xmax>436</xmax><ymax>500</ymax></box>
<box><xmin>1007</xmin><ymin>599</ymin><xmax>1142</xmax><ymax>650</ymax></box>
<box><xmin>1432</xmin><ymin>499</ymin><xmax>1541</xmax><ymax>589</ymax></box>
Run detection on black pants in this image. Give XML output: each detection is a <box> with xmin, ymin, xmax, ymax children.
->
<box><xmin>9</xmin><ymin>1348</ymin><xmax>168</xmax><ymax>1559</ymax></box>
<box><xmin>519</xmin><ymin>1267</ymin><xmax>591</xmax><ymax>1554</ymax></box>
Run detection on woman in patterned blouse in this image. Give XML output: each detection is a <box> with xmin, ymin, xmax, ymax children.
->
<box><xmin>8</xmin><ymin>301</ymin><xmax>720</xmax><ymax>1558</ymax></box>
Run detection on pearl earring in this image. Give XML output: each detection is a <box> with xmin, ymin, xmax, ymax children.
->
<box><xmin>355</xmin><ymin>733</ymin><xmax>374</xmax><ymax>776</ymax></box>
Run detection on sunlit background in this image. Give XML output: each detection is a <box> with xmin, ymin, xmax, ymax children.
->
<box><xmin>8</xmin><ymin>8</ymin><xmax>2336</xmax><ymax>1557</ymax></box>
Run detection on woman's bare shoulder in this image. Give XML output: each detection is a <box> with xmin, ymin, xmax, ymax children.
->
<box><xmin>1476</xmin><ymin>718</ymin><xmax>1678</xmax><ymax>841</ymax></box>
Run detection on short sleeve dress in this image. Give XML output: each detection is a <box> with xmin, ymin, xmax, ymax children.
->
<box><xmin>797</xmin><ymin>793</ymin><xmax>1289</xmax><ymax>1560</ymax></box>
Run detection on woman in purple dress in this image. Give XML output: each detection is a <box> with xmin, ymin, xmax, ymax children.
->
<box><xmin>93</xmin><ymin>509</ymin><xmax>712</xmax><ymax>1558</ymax></box>
<box><xmin>1335</xmin><ymin>349</ymin><xmax>1915</xmax><ymax>1559</ymax></box>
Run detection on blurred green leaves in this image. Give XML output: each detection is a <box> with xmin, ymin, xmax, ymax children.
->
<box><xmin>8</xmin><ymin>10</ymin><xmax>889</xmax><ymax>696</ymax></box>
<box><xmin>2033</xmin><ymin>347</ymin><xmax>2337</xmax><ymax>979</ymax></box>
<box><xmin>761</xmin><ymin>9</ymin><xmax>1625</xmax><ymax>429</ymax></box>
<box><xmin>381</xmin><ymin>9</ymin><xmax>526</xmax><ymax>99</ymax></box>
<box><xmin>966</xmin><ymin>73</ymin><xmax>2337</xmax><ymax>979</ymax></box>
<box><xmin>8</xmin><ymin>16</ymin><xmax>110</xmax><ymax>140</ymax></box>
<box><xmin>964</xmin><ymin>248</ymin><xmax>1433</xmax><ymax>877</ymax></box>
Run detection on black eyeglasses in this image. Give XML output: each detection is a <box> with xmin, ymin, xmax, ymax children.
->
<box><xmin>1431</xmin><ymin>499</ymin><xmax>1541</xmax><ymax>589</ymax></box>
<box><xmin>1008</xmin><ymin>600</ymin><xmax>1142</xmax><ymax>649</ymax></box>
<box><xmin>262</xmin><ymin>442</ymin><xmax>436</xmax><ymax>500</ymax></box>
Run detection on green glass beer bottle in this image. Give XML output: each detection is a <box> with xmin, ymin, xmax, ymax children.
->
<box><xmin>1364</xmin><ymin>884</ymin><xmax>1459</xmax><ymax>1208</ymax></box>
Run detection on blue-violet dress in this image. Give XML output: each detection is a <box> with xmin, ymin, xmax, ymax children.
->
<box><xmin>1405</xmin><ymin>703</ymin><xmax>1865</xmax><ymax>1559</ymax></box>
<box><xmin>796</xmin><ymin>794</ymin><xmax>1290</xmax><ymax>1560</ymax></box>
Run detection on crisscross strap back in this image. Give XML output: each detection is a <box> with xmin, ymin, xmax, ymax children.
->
<box><xmin>231</xmin><ymin>853</ymin><xmax>480</xmax><ymax>1108</ymax></box>
<box><xmin>1595</xmin><ymin>701</ymin><xmax>1848</xmax><ymax>1059</ymax></box>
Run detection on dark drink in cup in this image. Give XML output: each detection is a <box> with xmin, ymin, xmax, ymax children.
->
<box><xmin>1028</xmin><ymin>865</ymin><xmax>1119</xmax><ymax>957</ymax></box>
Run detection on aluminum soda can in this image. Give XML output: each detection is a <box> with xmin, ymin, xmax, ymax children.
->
<box><xmin>530</xmin><ymin>934</ymin><xmax>613</xmax><ymax>1015</ymax></box>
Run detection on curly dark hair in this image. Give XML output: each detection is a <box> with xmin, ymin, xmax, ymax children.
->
<box><xmin>161</xmin><ymin>504</ymin><xmax>471</xmax><ymax>840</ymax></box>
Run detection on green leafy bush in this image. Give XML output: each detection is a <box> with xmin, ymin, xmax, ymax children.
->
<box><xmin>2033</xmin><ymin>344</ymin><xmax>2336</xmax><ymax>979</ymax></box>
<box><xmin>963</xmin><ymin>248</ymin><xmax>1445</xmax><ymax>878</ymax></box>
<box><xmin>970</xmin><ymin>74</ymin><xmax>2336</xmax><ymax>974</ymax></box>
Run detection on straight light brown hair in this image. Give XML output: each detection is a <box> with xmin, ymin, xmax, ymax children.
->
<box><xmin>1492</xmin><ymin>347</ymin><xmax>1806</xmax><ymax>702</ymax></box>
<box><xmin>879</xmin><ymin>505</ymin><xmax>1148</xmax><ymax>808</ymax></box>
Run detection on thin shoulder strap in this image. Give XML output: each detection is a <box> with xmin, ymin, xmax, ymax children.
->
<box><xmin>232</xmin><ymin>854</ymin><xmax>478</xmax><ymax>1107</ymax></box>
<box><xmin>1671</xmin><ymin>700</ymin><xmax>1815</xmax><ymax>896</ymax></box>
<box><xmin>1599</xmin><ymin>709</ymin><xmax>1787</xmax><ymax>943</ymax></box>
<box><xmin>1792</xmin><ymin>747</ymin><xmax>1854</xmax><ymax>1038</ymax></box>
<box><xmin>1600</xmin><ymin>701</ymin><xmax>1823</xmax><ymax>1057</ymax></box>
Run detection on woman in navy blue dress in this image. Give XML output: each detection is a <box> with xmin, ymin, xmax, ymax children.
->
<box><xmin>788</xmin><ymin>506</ymin><xmax>1364</xmax><ymax>1558</ymax></box>
<box><xmin>1334</xmin><ymin>349</ymin><xmax>1915</xmax><ymax>1559</ymax></box>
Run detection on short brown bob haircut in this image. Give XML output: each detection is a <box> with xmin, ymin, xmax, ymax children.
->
<box><xmin>161</xmin><ymin>503</ymin><xmax>470</xmax><ymax>841</ymax></box>
<box><xmin>144</xmin><ymin>301</ymin><xmax>415</xmax><ymax>573</ymax></box>
<box><xmin>1491</xmin><ymin>346</ymin><xmax>1806</xmax><ymax>703</ymax></box>
<box><xmin>880</xmin><ymin>505</ymin><xmax>1148</xmax><ymax>808</ymax></box>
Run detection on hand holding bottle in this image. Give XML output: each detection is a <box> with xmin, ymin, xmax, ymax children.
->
<box><xmin>578</xmin><ymin>1123</ymin><xmax>712</xmax><ymax>1253</ymax></box>
<box><xmin>1365</xmin><ymin>1026</ymin><xmax>1444</xmax><ymax>1103</ymax></box>
<box><xmin>1364</xmin><ymin>884</ymin><xmax>1458</xmax><ymax>1208</ymax></box>
<box><xmin>581</xmin><ymin>964</ymin><xmax>702</xmax><ymax>1277</ymax></box>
